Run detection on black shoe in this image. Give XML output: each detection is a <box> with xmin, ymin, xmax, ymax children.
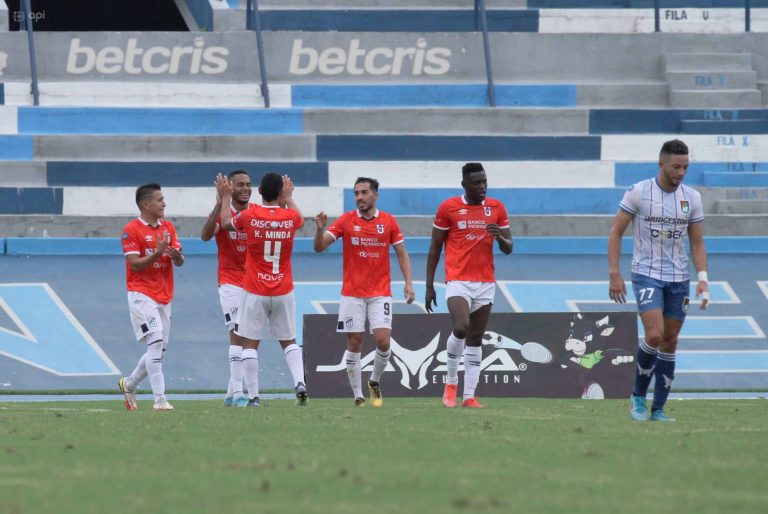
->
<box><xmin>247</xmin><ymin>397</ymin><xmax>260</xmax><ymax>407</ymax></box>
<box><xmin>295</xmin><ymin>383</ymin><xmax>308</xmax><ymax>407</ymax></box>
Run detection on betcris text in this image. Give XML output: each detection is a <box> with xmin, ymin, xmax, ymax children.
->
<box><xmin>66</xmin><ymin>37</ymin><xmax>229</xmax><ymax>75</ymax></box>
<box><xmin>290</xmin><ymin>38</ymin><xmax>451</xmax><ymax>76</ymax></box>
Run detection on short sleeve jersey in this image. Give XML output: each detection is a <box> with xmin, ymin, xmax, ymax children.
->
<box><xmin>327</xmin><ymin>209</ymin><xmax>405</xmax><ymax>298</ymax></box>
<box><xmin>619</xmin><ymin>178</ymin><xmax>704</xmax><ymax>282</ymax></box>
<box><xmin>232</xmin><ymin>204</ymin><xmax>304</xmax><ymax>296</ymax></box>
<box><xmin>121</xmin><ymin>218</ymin><xmax>181</xmax><ymax>305</ymax></box>
<box><xmin>215</xmin><ymin>203</ymin><xmax>258</xmax><ymax>288</ymax></box>
<box><xmin>433</xmin><ymin>195</ymin><xmax>509</xmax><ymax>282</ymax></box>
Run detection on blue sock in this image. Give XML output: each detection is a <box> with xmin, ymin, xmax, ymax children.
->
<box><xmin>632</xmin><ymin>340</ymin><xmax>658</xmax><ymax>397</ymax></box>
<box><xmin>652</xmin><ymin>352</ymin><xmax>675</xmax><ymax>411</ymax></box>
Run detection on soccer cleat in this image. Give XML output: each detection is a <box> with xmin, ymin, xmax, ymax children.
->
<box><xmin>118</xmin><ymin>377</ymin><xmax>137</xmax><ymax>411</ymax></box>
<box><xmin>246</xmin><ymin>397</ymin><xmax>260</xmax><ymax>407</ymax></box>
<box><xmin>368</xmin><ymin>380</ymin><xmax>383</xmax><ymax>408</ymax></box>
<box><xmin>224</xmin><ymin>396</ymin><xmax>234</xmax><ymax>407</ymax></box>
<box><xmin>295</xmin><ymin>382</ymin><xmax>308</xmax><ymax>407</ymax></box>
<box><xmin>233</xmin><ymin>396</ymin><xmax>249</xmax><ymax>408</ymax></box>
<box><xmin>442</xmin><ymin>383</ymin><xmax>458</xmax><ymax>408</ymax></box>
<box><xmin>461</xmin><ymin>397</ymin><xmax>486</xmax><ymax>409</ymax></box>
<box><xmin>630</xmin><ymin>394</ymin><xmax>649</xmax><ymax>421</ymax></box>
<box><xmin>354</xmin><ymin>397</ymin><xmax>366</xmax><ymax>407</ymax></box>
<box><xmin>153</xmin><ymin>397</ymin><xmax>174</xmax><ymax>411</ymax></box>
<box><xmin>650</xmin><ymin>410</ymin><xmax>675</xmax><ymax>422</ymax></box>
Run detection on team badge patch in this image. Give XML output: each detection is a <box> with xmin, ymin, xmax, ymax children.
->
<box><xmin>682</xmin><ymin>297</ymin><xmax>690</xmax><ymax>312</ymax></box>
<box><xmin>122</xmin><ymin>233</ymin><xmax>129</xmax><ymax>239</ymax></box>
<box><xmin>484</xmin><ymin>207</ymin><xmax>492</xmax><ymax>217</ymax></box>
<box><xmin>345</xmin><ymin>317</ymin><xmax>354</xmax><ymax>329</ymax></box>
<box><xmin>680</xmin><ymin>201</ymin><xmax>689</xmax><ymax>213</ymax></box>
<box><xmin>376</xmin><ymin>224</ymin><xmax>384</xmax><ymax>234</ymax></box>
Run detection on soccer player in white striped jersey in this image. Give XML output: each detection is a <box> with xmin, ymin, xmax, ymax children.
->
<box><xmin>608</xmin><ymin>139</ymin><xmax>709</xmax><ymax>422</ymax></box>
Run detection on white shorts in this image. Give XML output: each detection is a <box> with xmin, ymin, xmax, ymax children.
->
<box><xmin>235</xmin><ymin>291</ymin><xmax>296</xmax><ymax>341</ymax></box>
<box><xmin>445</xmin><ymin>281</ymin><xmax>495</xmax><ymax>314</ymax></box>
<box><xmin>219</xmin><ymin>284</ymin><xmax>244</xmax><ymax>331</ymax></box>
<box><xmin>127</xmin><ymin>291</ymin><xmax>171</xmax><ymax>344</ymax></box>
<box><xmin>337</xmin><ymin>296</ymin><xmax>393</xmax><ymax>333</ymax></box>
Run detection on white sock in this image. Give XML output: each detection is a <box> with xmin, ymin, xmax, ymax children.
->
<box><xmin>228</xmin><ymin>345</ymin><xmax>243</xmax><ymax>397</ymax></box>
<box><xmin>283</xmin><ymin>343</ymin><xmax>305</xmax><ymax>387</ymax></box>
<box><xmin>242</xmin><ymin>348</ymin><xmax>259</xmax><ymax>400</ymax></box>
<box><xmin>344</xmin><ymin>350</ymin><xmax>363</xmax><ymax>398</ymax></box>
<box><xmin>145</xmin><ymin>339</ymin><xmax>165</xmax><ymax>398</ymax></box>
<box><xmin>370</xmin><ymin>348</ymin><xmax>391</xmax><ymax>383</ymax></box>
<box><xmin>463</xmin><ymin>346</ymin><xmax>483</xmax><ymax>399</ymax></box>
<box><xmin>126</xmin><ymin>353</ymin><xmax>147</xmax><ymax>391</ymax></box>
<box><xmin>446</xmin><ymin>333</ymin><xmax>465</xmax><ymax>385</ymax></box>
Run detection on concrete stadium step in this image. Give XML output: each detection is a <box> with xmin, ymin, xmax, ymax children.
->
<box><xmin>0</xmin><ymin>162</ymin><xmax>47</xmax><ymax>186</ymax></box>
<box><xmin>577</xmin><ymin>83</ymin><xmax>668</xmax><ymax>107</ymax></box>
<box><xmin>303</xmin><ymin>108</ymin><xmax>589</xmax><ymax>135</ymax></box>
<box><xmin>666</xmin><ymin>70</ymin><xmax>758</xmax><ymax>91</ymax></box>
<box><xmin>679</xmin><ymin>119</ymin><xmax>768</xmax><ymax>134</ymax></box>
<box><xmin>664</xmin><ymin>53</ymin><xmax>754</xmax><ymax>72</ymax></box>
<box><xmin>712</xmin><ymin>199</ymin><xmax>768</xmax><ymax>214</ymax></box>
<box><xmin>670</xmin><ymin>90</ymin><xmax>763</xmax><ymax>109</ymax></box>
<box><xmin>259</xmin><ymin>0</ymin><xmax>528</xmax><ymax>7</ymax></box>
<box><xmin>33</xmin><ymin>135</ymin><xmax>316</xmax><ymax>161</ymax></box>
<box><xmin>4</xmin><ymin>213</ymin><xmax>768</xmax><ymax>238</ymax></box>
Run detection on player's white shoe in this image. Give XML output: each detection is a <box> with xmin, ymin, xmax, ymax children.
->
<box><xmin>118</xmin><ymin>377</ymin><xmax>137</xmax><ymax>411</ymax></box>
<box><xmin>153</xmin><ymin>397</ymin><xmax>174</xmax><ymax>411</ymax></box>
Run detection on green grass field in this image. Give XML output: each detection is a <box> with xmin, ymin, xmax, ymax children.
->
<box><xmin>1</xmin><ymin>398</ymin><xmax>766</xmax><ymax>514</ymax></box>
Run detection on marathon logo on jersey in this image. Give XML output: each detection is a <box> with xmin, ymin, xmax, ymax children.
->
<box><xmin>376</xmin><ymin>224</ymin><xmax>385</xmax><ymax>234</ymax></box>
<box><xmin>484</xmin><ymin>207</ymin><xmax>492</xmax><ymax>217</ymax></box>
<box><xmin>680</xmin><ymin>201</ymin><xmax>690</xmax><ymax>213</ymax></box>
<box><xmin>351</xmin><ymin>237</ymin><xmax>360</xmax><ymax>246</ymax></box>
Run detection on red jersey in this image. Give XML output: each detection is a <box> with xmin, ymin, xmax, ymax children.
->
<box><xmin>232</xmin><ymin>204</ymin><xmax>303</xmax><ymax>296</ymax></box>
<box><xmin>433</xmin><ymin>195</ymin><xmax>509</xmax><ymax>282</ymax></box>
<box><xmin>121</xmin><ymin>218</ymin><xmax>181</xmax><ymax>304</ymax></box>
<box><xmin>328</xmin><ymin>209</ymin><xmax>404</xmax><ymax>298</ymax></box>
<box><xmin>215</xmin><ymin>203</ymin><xmax>257</xmax><ymax>287</ymax></box>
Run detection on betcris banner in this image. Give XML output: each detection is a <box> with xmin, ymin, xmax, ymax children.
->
<box><xmin>304</xmin><ymin>312</ymin><xmax>637</xmax><ymax>399</ymax></box>
<box><xmin>266</xmin><ymin>32</ymin><xmax>483</xmax><ymax>82</ymax></box>
<box><xmin>29</xmin><ymin>32</ymin><xmax>260</xmax><ymax>81</ymax></box>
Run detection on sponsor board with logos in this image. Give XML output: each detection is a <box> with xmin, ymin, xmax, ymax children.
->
<box><xmin>304</xmin><ymin>312</ymin><xmax>636</xmax><ymax>399</ymax></box>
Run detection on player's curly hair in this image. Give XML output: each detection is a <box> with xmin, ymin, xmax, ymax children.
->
<box><xmin>462</xmin><ymin>162</ymin><xmax>485</xmax><ymax>177</ymax></box>
<box><xmin>660</xmin><ymin>139</ymin><xmax>689</xmax><ymax>159</ymax></box>
<box><xmin>260</xmin><ymin>172</ymin><xmax>283</xmax><ymax>202</ymax></box>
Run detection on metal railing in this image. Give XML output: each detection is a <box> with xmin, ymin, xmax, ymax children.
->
<box><xmin>20</xmin><ymin>0</ymin><xmax>40</xmax><ymax>106</ymax></box>
<box><xmin>474</xmin><ymin>0</ymin><xmax>496</xmax><ymax>107</ymax></box>
<box><xmin>654</xmin><ymin>0</ymin><xmax>752</xmax><ymax>32</ymax></box>
<box><xmin>246</xmin><ymin>0</ymin><xmax>271</xmax><ymax>108</ymax></box>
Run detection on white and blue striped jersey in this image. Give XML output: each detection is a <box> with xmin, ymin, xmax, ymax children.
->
<box><xmin>619</xmin><ymin>178</ymin><xmax>704</xmax><ymax>282</ymax></box>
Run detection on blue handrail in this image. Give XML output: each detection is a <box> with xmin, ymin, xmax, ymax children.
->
<box><xmin>474</xmin><ymin>0</ymin><xmax>496</xmax><ymax>108</ymax></box>
<box><xmin>246</xmin><ymin>0</ymin><xmax>271</xmax><ymax>108</ymax></box>
<box><xmin>21</xmin><ymin>0</ymin><xmax>40</xmax><ymax>106</ymax></box>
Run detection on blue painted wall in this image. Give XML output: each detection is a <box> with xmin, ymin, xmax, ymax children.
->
<box><xmin>0</xmin><ymin>187</ymin><xmax>63</xmax><ymax>214</ymax></box>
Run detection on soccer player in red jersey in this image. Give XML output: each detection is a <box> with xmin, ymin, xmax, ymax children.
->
<box><xmin>425</xmin><ymin>163</ymin><xmax>513</xmax><ymax>408</ymax></box>
<box><xmin>201</xmin><ymin>170</ymin><xmax>257</xmax><ymax>407</ymax></box>
<box><xmin>313</xmin><ymin>177</ymin><xmax>415</xmax><ymax>407</ymax></box>
<box><xmin>118</xmin><ymin>183</ymin><xmax>184</xmax><ymax>412</ymax></box>
<box><xmin>216</xmin><ymin>172</ymin><xmax>308</xmax><ymax>407</ymax></box>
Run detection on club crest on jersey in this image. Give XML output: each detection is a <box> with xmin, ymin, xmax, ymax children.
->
<box><xmin>484</xmin><ymin>207</ymin><xmax>492</xmax><ymax>217</ymax></box>
<box><xmin>680</xmin><ymin>201</ymin><xmax>689</xmax><ymax>213</ymax></box>
<box><xmin>376</xmin><ymin>224</ymin><xmax>384</xmax><ymax>234</ymax></box>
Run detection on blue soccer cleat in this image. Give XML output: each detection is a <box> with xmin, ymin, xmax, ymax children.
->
<box><xmin>650</xmin><ymin>410</ymin><xmax>675</xmax><ymax>422</ymax></box>
<box><xmin>224</xmin><ymin>396</ymin><xmax>234</xmax><ymax>407</ymax></box>
<box><xmin>630</xmin><ymin>394</ymin><xmax>649</xmax><ymax>421</ymax></box>
<box><xmin>233</xmin><ymin>396</ymin><xmax>249</xmax><ymax>408</ymax></box>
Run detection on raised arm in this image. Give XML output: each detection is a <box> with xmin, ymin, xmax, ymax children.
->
<box><xmin>313</xmin><ymin>211</ymin><xmax>336</xmax><ymax>253</ymax></box>
<box><xmin>607</xmin><ymin>209</ymin><xmax>633</xmax><ymax>303</ymax></box>
<box><xmin>425</xmin><ymin>227</ymin><xmax>447</xmax><ymax>313</ymax></box>
<box><xmin>394</xmin><ymin>242</ymin><xmax>415</xmax><ymax>304</ymax></box>
<box><xmin>280</xmin><ymin>175</ymin><xmax>302</xmax><ymax>219</ymax></box>
<box><xmin>215</xmin><ymin>174</ymin><xmax>236</xmax><ymax>231</ymax></box>
<box><xmin>200</xmin><ymin>182</ymin><xmax>222</xmax><ymax>241</ymax></box>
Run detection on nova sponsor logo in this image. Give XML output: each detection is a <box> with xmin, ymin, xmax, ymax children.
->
<box><xmin>66</xmin><ymin>37</ymin><xmax>229</xmax><ymax>75</ymax></box>
<box><xmin>289</xmin><ymin>38</ymin><xmax>451</xmax><ymax>76</ymax></box>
